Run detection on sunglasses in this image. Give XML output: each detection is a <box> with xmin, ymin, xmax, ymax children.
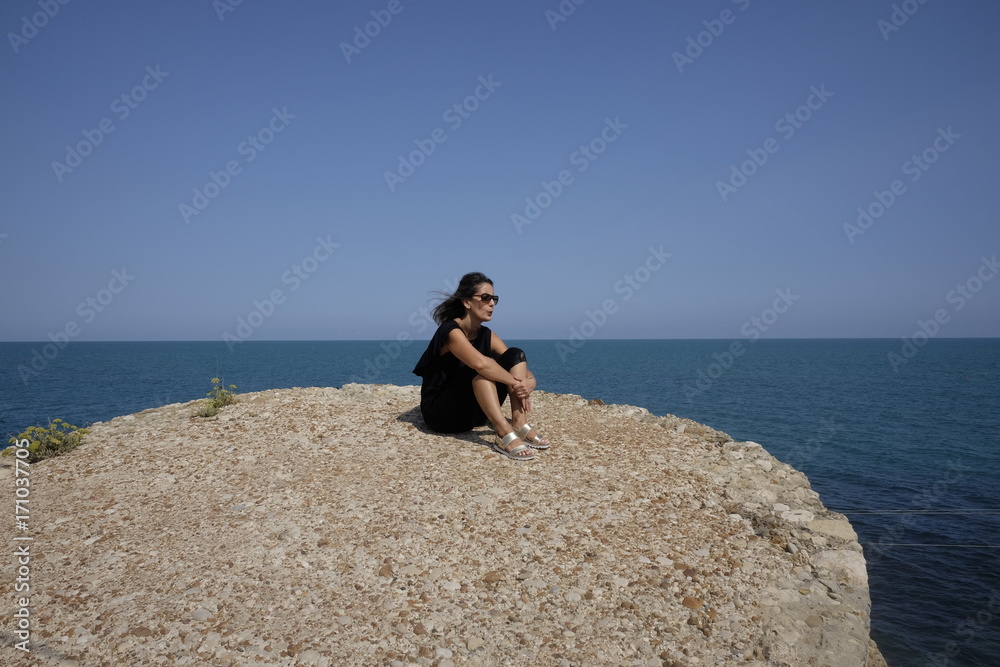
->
<box><xmin>470</xmin><ymin>293</ymin><xmax>500</xmax><ymax>305</ymax></box>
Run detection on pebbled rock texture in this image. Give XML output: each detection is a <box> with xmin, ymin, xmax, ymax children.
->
<box><xmin>1</xmin><ymin>384</ymin><xmax>887</xmax><ymax>666</ymax></box>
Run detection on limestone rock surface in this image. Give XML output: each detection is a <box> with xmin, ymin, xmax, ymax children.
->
<box><xmin>1</xmin><ymin>384</ymin><xmax>887</xmax><ymax>666</ymax></box>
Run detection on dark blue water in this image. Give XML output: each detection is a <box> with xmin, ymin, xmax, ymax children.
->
<box><xmin>2</xmin><ymin>339</ymin><xmax>998</xmax><ymax>666</ymax></box>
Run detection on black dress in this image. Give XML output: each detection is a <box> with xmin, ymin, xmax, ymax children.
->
<box><xmin>412</xmin><ymin>320</ymin><xmax>526</xmax><ymax>433</ymax></box>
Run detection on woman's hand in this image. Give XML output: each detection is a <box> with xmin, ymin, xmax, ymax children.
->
<box><xmin>509</xmin><ymin>376</ymin><xmax>533</xmax><ymax>412</ymax></box>
<box><xmin>509</xmin><ymin>377</ymin><xmax>530</xmax><ymax>400</ymax></box>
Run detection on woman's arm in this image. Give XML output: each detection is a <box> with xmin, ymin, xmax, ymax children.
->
<box><xmin>445</xmin><ymin>328</ymin><xmax>520</xmax><ymax>386</ymax></box>
<box><xmin>490</xmin><ymin>334</ymin><xmax>508</xmax><ymax>357</ymax></box>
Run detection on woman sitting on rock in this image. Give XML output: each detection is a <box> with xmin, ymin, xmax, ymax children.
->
<box><xmin>412</xmin><ymin>272</ymin><xmax>550</xmax><ymax>461</ymax></box>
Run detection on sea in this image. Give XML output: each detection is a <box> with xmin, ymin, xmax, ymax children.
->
<box><xmin>1</xmin><ymin>338</ymin><xmax>998</xmax><ymax>666</ymax></box>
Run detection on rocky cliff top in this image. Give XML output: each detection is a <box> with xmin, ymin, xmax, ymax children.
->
<box><xmin>2</xmin><ymin>384</ymin><xmax>885</xmax><ymax>666</ymax></box>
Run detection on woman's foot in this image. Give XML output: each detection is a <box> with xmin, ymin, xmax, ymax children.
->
<box><xmin>494</xmin><ymin>431</ymin><xmax>536</xmax><ymax>461</ymax></box>
<box><xmin>514</xmin><ymin>423</ymin><xmax>550</xmax><ymax>450</ymax></box>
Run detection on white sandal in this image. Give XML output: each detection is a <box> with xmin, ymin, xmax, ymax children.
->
<box><xmin>493</xmin><ymin>432</ymin><xmax>536</xmax><ymax>461</ymax></box>
<box><xmin>515</xmin><ymin>423</ymin><xmax>551</xmax><ymax>450</ymax></box>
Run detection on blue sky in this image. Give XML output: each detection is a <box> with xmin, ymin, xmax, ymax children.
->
<box><xmin>2</xmin><ymin>0</ymin><xmax>999</xmax><ymax>341</ymax></box>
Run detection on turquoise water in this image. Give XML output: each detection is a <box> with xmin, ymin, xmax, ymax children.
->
<box><xmin>2</xmin><ymin>339</ymin><xmax>998</xmax><ymax>666</ymax></box>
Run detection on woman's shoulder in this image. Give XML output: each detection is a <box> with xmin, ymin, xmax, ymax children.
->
<box><xmin>427</xmin><ymin>319</ymin><xmax>463</xmax><ymax>345</ymax></box>
<box><xmin>414</xmin><ymin>321</ymin><xmax>461</xmax><ymax>375</ymax></box>
<box><xmin>434</xmin><ymin>319</ymin><xmax>461</xmax><ymax>335</ymax></box>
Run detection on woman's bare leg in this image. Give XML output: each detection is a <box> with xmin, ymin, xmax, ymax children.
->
<box><xmin>507</xmin><ymin>360</ymin><xmax>529</xmax><ymax>430</ymax></box>
<box><xmin>471</xmin><ymin>373</ymin><xmax>514</xmax><ymax>438</ymax></box>
<box><xmin>471</xmin><ymin>372</ymin><xmax>536</xmax><ymax>458</ymax></box>
<box><xmin>505</xmin><ymin>361</ymin><xmax>549</xmax><ymax>446</ymax></box>
<box><xmin>472</xmin><ymin>359</ymin><xmax>532</xmax><ymax>433</ymax></box>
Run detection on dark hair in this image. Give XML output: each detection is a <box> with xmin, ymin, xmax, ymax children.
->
<box><xmin>432</xmin><ymin>272</ymin><xmax>493</xmax><ymax>325</ymax></box>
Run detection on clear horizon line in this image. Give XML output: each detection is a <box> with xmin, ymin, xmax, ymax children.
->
<box><xmin>1</xmin><ymin>336</ymin><xmax>998</xmax><ymax>344</ymax></box>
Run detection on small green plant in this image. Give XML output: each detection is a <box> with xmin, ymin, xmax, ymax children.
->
<box><xmin>4</xmin><ymin>419</ymin><xmax>89</xmax><ymax>463</ymax></box>
<box><xmin>197</xmin><ymin>377</ymin><xmax>238</xmax><ymax>417</ymax></box>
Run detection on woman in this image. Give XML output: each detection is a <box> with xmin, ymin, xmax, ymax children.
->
<box><xmin>412</xmin><ymin>272</ymin><xmax>550</xmax><ymax>461</ymax></box>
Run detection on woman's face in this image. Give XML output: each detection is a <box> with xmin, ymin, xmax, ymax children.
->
<box><xmin>465</xmin><ymin>282</ymin><xmax>495</xmax><ymax>322</ymax></box>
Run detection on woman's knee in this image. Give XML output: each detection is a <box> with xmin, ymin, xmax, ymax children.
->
<box><xmin>496</xmin><ymin>347</ymin><xmax>527</xmax><ymax>370</ymax></box>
